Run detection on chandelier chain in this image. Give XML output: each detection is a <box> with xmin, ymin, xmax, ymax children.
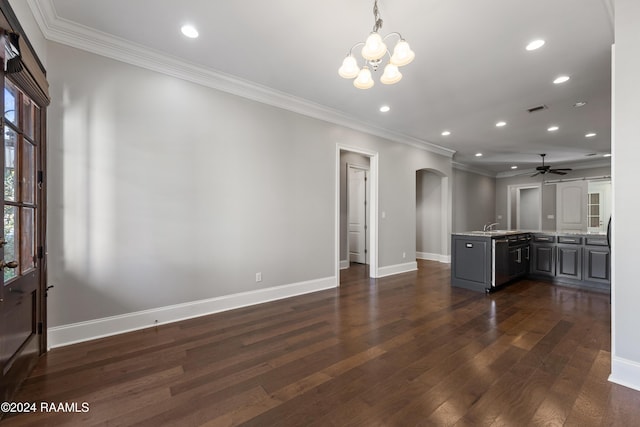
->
<box><xmin>372</xmin><ymin>0</ymin><xmax>383</xmax><ymax>33</ymax></box>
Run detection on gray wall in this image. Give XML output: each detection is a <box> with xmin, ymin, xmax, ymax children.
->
<box><xmin>45</xmin><ymin>42</ymin><xmax>453</xmax><ymax>328</ymax></box>
<box><xmin>496</xmin><ymin>166</ymin><xmax>610</xmax><ymax>231</ymax></box>
<box><xmin>452</xmin><ymin>167</ymin><xmax>496</xmax><ymax>232</ymax></box>
<box><xmin>612</xmin><ymin>0</ymin><xmax>640</xmax><ymax>390</ymax></box>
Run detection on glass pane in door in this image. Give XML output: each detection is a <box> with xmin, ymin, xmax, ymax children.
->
<box><xmin>4</xmin><ymin>205</ymin><xmax>18</xmax><ymax>282</ymax></box>
<box><xmin>4</xmin><ymin>127</ymin><xmax>17</xmax><ymax>201</ymax></box>
<box><xmin>23</xmin><ymin>97</ymin><xmax>34</xmax><ymax>139</ymax></box>
<box><xmin>20</xmin><ymin>207</ymin><xmax>34</xmax><ymax>273</ymax></box>
<box><xmin>4</xmin><ymin>80</ymin><xmax>18</xmax><ymax>125</ymax></box>
<box><xmin>21</xmin><ymin>140</ymin><xmax>35</xmax><ymax>204</ymax></box>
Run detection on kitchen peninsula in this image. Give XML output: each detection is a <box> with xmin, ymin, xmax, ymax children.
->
<box><xmin>451</xmin><ymin>230</ymin><xmax>610</xmax><ymax>293</ymax></box>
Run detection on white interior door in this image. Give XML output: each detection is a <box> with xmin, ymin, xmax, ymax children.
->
<box><xmin>556</xmin><ymin>181</ymin><xmax>588</xmax><ymax>232</ymax></box>
<box><xmin>348</xmin><ymin>166</ymin><xmax>367</xmax><ymax>264</ymax></box>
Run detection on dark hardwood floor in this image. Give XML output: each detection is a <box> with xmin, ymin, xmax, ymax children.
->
<box><xmin>2</xmin><ymin>260</ymin><xmax>639</xmax><ymax>426</ymax></box>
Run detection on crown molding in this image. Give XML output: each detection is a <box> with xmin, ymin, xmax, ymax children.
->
<box><xmin>27</xmin><ymin>0</ymin><xmax>455</xmax><ymax>159</ymax></box>
<box><xmin>451</xmin><ymin>162</ymin><xmax>496</xmax><ymax>178</ymax></box>
<box><xmin>600</xmin><ymin>0</ymin><xmax>614</xmax><ymax>38</ymax></box>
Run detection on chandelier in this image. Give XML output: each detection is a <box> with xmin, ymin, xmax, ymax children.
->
<box><xmin>338</xmin><ymin>0</ymin><xmax>415</xmax><ymax>89</ymax></box>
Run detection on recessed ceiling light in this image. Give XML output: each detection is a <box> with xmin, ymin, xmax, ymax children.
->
<box><xmin>526</xmin><ymin>39</ymin><xmax>545</xmax><ymax>51</ymax></box>
<box><xmin>441</xmin><ymin>131</ymin><xmax>451</xmax><ymax>136</ymax></box>
<box><xmin>379</xmin><ymin>105</ymin><xmax>390</xmax><ymax>113</ymax></box>
<box><xmin>553</xmin><ymin>75</ymin><xmax>570</xmax><ymax>84</ymax></box>
<box><xmin>547</xmin><ymin>126</ymin><xmax>559</xmax><ymax>132</ymax></box>
<box><xmin>585</xmin><ymin>132</ymin><xmax>597</xmax><ymax>138</ymax></box>
<box><xmin>574</xmin><ymin>101</ymin><xmax>587</xmax><ymax>108</ymax></box>
<box><xmin>511</xmin><ymin>166</ymin><xmax>518</xmax><ymax>170</ymax></box>
<box><xmin>181</xmin><ymin>24</ymin><xmax>199</xmax><ymax>38</ymax></box>
<box><xmin>475</xmin><ymin>153</ymin><xmax>483</xmax><ymax>157</ymax></box>
<box><xmin>604</xmin><ymin>153</ymin><xmax>612</xmax><ymax>157</ymax></box>
<box><xmin>496</xmin><ymin>121</ymin><xmax>507</xmax><ymax>127</ymax></box>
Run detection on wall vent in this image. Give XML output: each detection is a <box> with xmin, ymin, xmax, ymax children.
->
<box><xmin>527</xmin><ymin>105</ymin><xmax>548</xmax><ymax>113</ymax></box>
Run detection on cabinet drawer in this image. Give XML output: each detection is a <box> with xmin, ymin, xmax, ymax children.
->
<box><xmin>558</xmin><ymin>236</ymin><xmax>583</xmax><ymax>244</ymax></box>
<box><xmin>585</xmin><ymin>237</ymin><xmax>608</xmax><ymax>246</ymax></box>
<box><xmin>533</xmin><ymin>235</ymin><xmax>556</xmax><ymax>243</ymax></box>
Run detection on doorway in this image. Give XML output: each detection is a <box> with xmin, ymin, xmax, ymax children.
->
<box><xmin>416</xmin><ymin>169</ymin><xmax>449</xmax><ymax>262</ymax></box>
<box><xmin>336</xmin><ymin>145</ymin><xmax>378</xmax><ymax>281</ymax></box>
<box><xmin>508</xmin><ymin>184</ymin><xmax>542</xmax><ymax>230</ymax></box>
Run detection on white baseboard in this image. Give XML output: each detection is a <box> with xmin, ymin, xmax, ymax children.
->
<box><xmin>340</xmin><ymin>259</ymin><xmax>350</xmax><ymax>270</ymax></box>
<box><xmin>610</xmin><ymin>355</ymin><xmax>640</xmax><ymax>392</ymax></box>
<box><xmin>416</xmin><ymin>252</ymin><xmax>451</xmax><ymax>263</ymax></box>
<box><xmin>376</xmin><ymin>261</ymin><xmax>418</xmax><ymax>278</ymax></box>
<box><xmin>47</xmin><ymin>276</ymin><xmax>337</xmax><ymax>349</ymax></box>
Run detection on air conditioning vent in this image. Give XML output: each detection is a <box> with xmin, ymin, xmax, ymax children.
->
<box><xmin>527</xmin><ymin>105</ymin><xmax>548</xmax><ymax>113</ymax></box>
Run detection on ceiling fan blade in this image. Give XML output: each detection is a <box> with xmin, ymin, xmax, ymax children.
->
<box><xmin>552</xmin><ymin>168</ymin><xmax>572</xmax><ymax>171</ymax></box>
<box><xmin>550</xmin><ymin>170</ymin><xmax>568</xmax><ymax>175</ymax></box>
<box><xmin>531</xmin><ymin>172</ymin><xmax>541</xmax><ymax>177</ymax></box>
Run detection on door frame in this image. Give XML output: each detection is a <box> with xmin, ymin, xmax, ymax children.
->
<box><xmin>336</xmin><ymin>145</ymin><xmax>378</xmax><ymax>281</ymax></box>
<box><xmin>0</xmin><ymin>1</ymin><xmax>49</xmax><ymax>404</ymax></box>
<box><xmin>0</xmin><ymin>76</ymin><xmax>47</xmax><ymax>403</ymax></box>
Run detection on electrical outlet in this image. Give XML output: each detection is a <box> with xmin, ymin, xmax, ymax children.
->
<box><xmin>256</xmin><ymin>272</ymin><xmax>262</xmax><ymax>282</ymax></box>
<box><xmin>402</xmin><ymin>252</ymin><xmax>406</xmax><ymax>259</ymax></box>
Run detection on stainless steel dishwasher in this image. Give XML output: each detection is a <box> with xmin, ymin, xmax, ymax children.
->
<box><xmin>491</xmin><ymin>238</ymin><xmax>510</xmax><ymax>287</ymax></box>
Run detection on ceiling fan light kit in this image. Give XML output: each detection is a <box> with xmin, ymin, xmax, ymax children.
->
<box><xmin>338</xmin><ymin>0</ymin><xmax>415</xmax><ymax>89</ymax></box>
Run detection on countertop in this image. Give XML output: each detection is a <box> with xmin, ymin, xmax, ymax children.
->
<box><xmin>452</xmin><ymin>230</ymin><xmax>606</xmax><ymax>238</ymax></box>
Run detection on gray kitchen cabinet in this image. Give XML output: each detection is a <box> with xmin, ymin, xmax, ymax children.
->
<box><xmin>557</xmin><ymin>245</ymin><xmax>583</xmax><ymax>280</ymax></box>
<box><xmin>531</xmin><ymin>235</ymin><xmax>555</xmax><ymax>277</ymax></box>
<box><xmin>583</xmin><ymin>236</ymin><xmax>610</xmax><ymax>285</ymax></box>
<box><xmin>452</xmin><ymin>231</ymin><xmax>610</xmax><ymax>294</ymax></box>
<box><xmin>556</xmin><ymin>235</ymin><xmax>583</xmax><ymax>280</ymax></box>
<box><xmin>451</xmin><ymin>236</ymin><xmax>491</xmax><ymax>292</ymax></box>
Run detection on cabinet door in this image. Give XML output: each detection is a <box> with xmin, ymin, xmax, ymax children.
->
<box><xmin>531</xmin><ymin>244</ymin><xmax>555</xmax><ymax>276</ymax></box>
<box><xmin>557</xmin><ymin>245</ymin><xmax>582</xmax><ymax>280</ymax></box>
<box><xmin>453</xmin><ymin>239</ymin><xmax>488</xmax><ymax>284</ymax></box>
<box><xmin>584</xmin><ymin>246</ymin><xmax>610</xmax><ymax>284</ymax></box>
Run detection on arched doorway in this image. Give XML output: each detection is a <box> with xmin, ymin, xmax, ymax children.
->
<box><xmin>416</xmin><ymin>169</ymin><xmax>449</xmax><ymax>263</ymax></box>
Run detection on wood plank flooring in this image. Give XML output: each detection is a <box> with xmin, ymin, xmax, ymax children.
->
<box><xmin>2</xmin><ymin>260</ymin><xmax>639</xmax><ymax>426</ymax></box>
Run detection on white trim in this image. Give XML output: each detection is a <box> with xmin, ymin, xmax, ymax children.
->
<box><xmin>416</xmin><ymin>252</ymin><xmax>451</xmax><ymax>263</ymax></box>
<box><xmin>340</xmin><ymin>260</ymin><xmax>350</xmax><ymax>270</ymax></box>
<box><xmin>47</xmin><ymin>276</ymin><xmax>336</xmax><ymax>349</ymax></box>
<box><xmin>376</xmin><ymin>262</ymin><xmax>418</xmax><ymax>278</ymax></box>
<box><xmin>610</xmin><ymin>356</ymin><xmax>640</xmax><ymax>392</ymax></box>
<box><xmin>27</xmin><ymin>0</ymin><xmax>455</xmax><ymax>159</ymax></box>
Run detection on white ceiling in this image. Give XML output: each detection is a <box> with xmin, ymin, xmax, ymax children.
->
<box><xmin>32</xmin><ymin>0</ymin><xmax>614</xmax><ymax>174</ymax></box>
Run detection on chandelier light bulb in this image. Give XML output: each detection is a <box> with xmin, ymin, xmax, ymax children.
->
<box><xmin>338</xmin><ymin>55</ymin><xmax>360</xmax><ymax>79</ymax></box>
<box><xmin>380</xmin><ymin>63</ymin><xmax>402</xmax><ymax>85</ymax></box>
<box><xmin>361</xmin><ymin>33</ymin><xmax>387</xmax><ymax>61</ymax></box>
<box><xmin>354</xmin><ymin>66</ymin><xmax>375</xmax><ymax>89</ymax></box>
<box><xmin>390</xmin><ymin>40</ymin><xmax>415</xmax><ymax>66</ymax></box>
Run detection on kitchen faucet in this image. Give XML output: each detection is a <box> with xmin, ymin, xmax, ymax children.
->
<box><xmin>483</xmin><ymin>222</ymin><xmax>500</xmax><ymax>231</ymax></box>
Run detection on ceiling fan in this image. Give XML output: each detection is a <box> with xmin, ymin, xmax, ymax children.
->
<box><xmin>531</xmin><ymin>153</ymin><xmax>573</xmax><ymax>176</ymax></box>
